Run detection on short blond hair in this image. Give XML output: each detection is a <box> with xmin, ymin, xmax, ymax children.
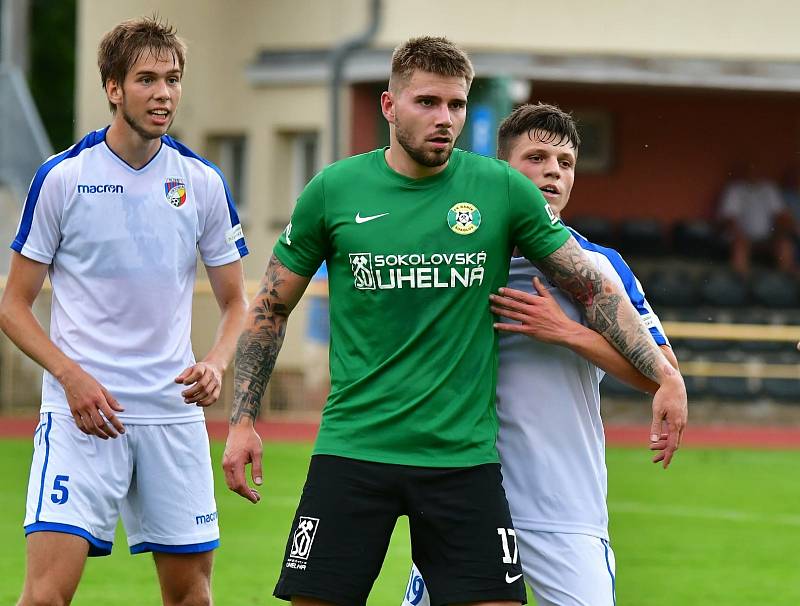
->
<box><xmin>389</xmin><ymin>36</ymin><xmax>474</xmax><ymax>91</ymax></box>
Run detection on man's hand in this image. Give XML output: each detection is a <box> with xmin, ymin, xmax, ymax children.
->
<box><xmin>534</xmin><ymin>237</ymin><xmax>689</xmax><ymax>467</ymax></box>
<box><xmin>649</xmin><ymin>373</ymin><xmax>688</xmax><ymax>468</ymax></box>
<box><xmin>649</xmin><ymin>432</ymin><xmax>669</xmax><ymax>459</ymax></box>
<box><xmin>175</xmin><ymin>362</ymin><xmax>223</xmax><ymax>407</ymax></box>
<box><xmin>493</xmin><ymin>273</ymin><xmax>688</xmax><ymax>467</ymax></box>
<box><xmin>60</xmin><ymin>365</ymin><xmax>125</xmax><ymax>439</ymax></box>
<box><xmin>222</xmin><ymin>423</ymin><xmax>263</xmax><ymax>503</ymax></box>
<box><xmin>490</xmin><ymin>276</ymin><xmax>573</xmax><ymax>344</ymax></box>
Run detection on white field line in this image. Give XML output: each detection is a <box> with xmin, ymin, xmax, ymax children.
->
<box><xmin>610</xmin><ymin>501</ymin><xmax>800</xmax><ymax>527</ymax></box>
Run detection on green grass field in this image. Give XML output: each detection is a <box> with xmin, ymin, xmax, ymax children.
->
<box><xmin>0</xmin><ymin>438</ymin><xmax>798</xmax><ymax>605</ymax></box>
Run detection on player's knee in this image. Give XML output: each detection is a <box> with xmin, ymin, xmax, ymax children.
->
<box><xmin>20</xmin><ymin>586</ymin><xmax>73</xmax><ymax>606</ymax></box>
<box><xmin>162</xmin><ymin>583</ymin><xmax>211</xmax><ymax>606</ymax></box>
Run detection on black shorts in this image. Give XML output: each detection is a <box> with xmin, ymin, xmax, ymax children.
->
<box><xmin>274</xmin><ymin>455</ymin><xmax>526</xmax><ymax>606</ymax></box>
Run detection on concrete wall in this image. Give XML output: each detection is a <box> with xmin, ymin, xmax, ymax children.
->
<box><xmin>75</xmin><ymin>1</ymin><xmax>338</xmax><ymax>374</ymax></box>
<box><xmin>78</xmin><ymin>1</ymin><xmax>800</xmax><ymax>62</ymax></box>
<box><xmin>375</xmin><ymin>1</ymin><xmax>800</xmax><ymax>61</ymax></box>
<box><xmin>76</xmin><ymin>1</ymin><xmax>332</xmax><ymax>276</ymax></box>
<box><xmin>75</xmin><ymin>0</ymin><xmax>800</xmax><ymax>255</ymax></box>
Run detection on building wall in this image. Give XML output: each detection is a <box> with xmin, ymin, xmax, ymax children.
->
<box><xmin>76</xmin><ymin>1</ymin><xmax>332</xmax><ymax>274</ymax></box>
<box><xmin>75</xmin><ymin>1</ymin><xmax>337</xmax><ymax>375</ymax></box>
<box><xmin>533</xmin><ymin>84</ymin><xmax>800</xmax><ymax>224</ymax></box>
<box><xmin>76</xmin><ymin>0</ymin><xmax>800</xmax><ymax>252</ymax></box>
<box><xmin>351</xmin><ymin>81</ymin><xmax>800</xmax><ymax>224</ymax></box>
<box><xmin>74</xmin><ymin>0</ymin><xmax>800</xmax><ymax>62</ymax></box>
<box><xmin>68</xmin><ymin>0</ymin><xmax>800</xmax><ymax>395</ymax></box>
<box><xmin>375</xmin><ymin>1</ymin><xmax>800</xmax><ymax>61</ymax></box>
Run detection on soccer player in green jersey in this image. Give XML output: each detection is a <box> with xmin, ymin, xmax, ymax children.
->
<box><xmin>223</xmin><ymin>36</ymin><xmax>687</xmax><ymax>606</ymax></box>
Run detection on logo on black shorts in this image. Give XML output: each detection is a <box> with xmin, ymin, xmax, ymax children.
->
<box><xmin>286</xmin><ymin>516</ymin><xmax>320</xmax><ymax>570</ymax></box>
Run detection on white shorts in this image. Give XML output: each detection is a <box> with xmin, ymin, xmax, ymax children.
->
<box><xmin>402</xmin><ymin>530</ymin><xmax>616</xmax><ymax>606</ymax></box>
<box><xmin>24</xmin><ymin>412</ymin><xmax>219</xmax><ymax>557</ymax></box>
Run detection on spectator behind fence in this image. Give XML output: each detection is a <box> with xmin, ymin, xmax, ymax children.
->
<box><xmin>780</xmin><ymin>167</ymin><xmax>800</xmax><ymax>226</ymax></box>
<box><xmin>718</xmin><ymin>164</ymin><xmax>798</xmax><ymax>276</ymax></box>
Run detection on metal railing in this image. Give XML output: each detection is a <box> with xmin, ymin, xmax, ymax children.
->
<box><xmin>661</xmin><ymin>321</ymin><xmax>800</xmax><ymax>380</ymax></box>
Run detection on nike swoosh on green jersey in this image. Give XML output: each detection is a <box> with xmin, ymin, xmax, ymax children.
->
<box><xmin>355</xmin><ymin>212</ymin><xmax>390</xmax><ymax>223</ymax></box>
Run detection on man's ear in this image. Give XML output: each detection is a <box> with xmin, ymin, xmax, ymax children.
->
<box><xmin>380</xmin><ymin>90</ymin><xmax>395</xmax><ymax>125</ymax></box>
<box><xmin>106</xmin><ymin>78</ymin><xmax>123</xmax><ymax>109</ymax></box>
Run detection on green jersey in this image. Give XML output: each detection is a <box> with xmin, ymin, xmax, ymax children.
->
<box><xmin>274</xmin><ymin>148</ymin><xmax>570</xmax><ymax>466</ymax></box>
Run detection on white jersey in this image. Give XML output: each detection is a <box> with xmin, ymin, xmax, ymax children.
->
<box><xmin>11</xmin><ymin>128</ymin><xmax>248</xmax><ymax>424</ymax></box>
<box><xmin>718</xmin><ymin>179</ymin><xmax>785</xmax><ymax>240</ymax></box>
<box><xmin>496</xmin><ymin>227</ymin><xmax>667</xmax><ymax>539</ymax></box>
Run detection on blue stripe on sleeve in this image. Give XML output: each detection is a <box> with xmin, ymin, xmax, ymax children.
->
<box><xmin>567</xmin><ymin>226</ymin><xmax>667</xmax><ymax>346</ymax></box>
<box><xmin>11</xmin><ymin>128</ymin><xmax>107</xmax><ymax>253</ymax></box>
<box><xmin>161</xmin><ymin>136</ymin><xmax>249</xmax><ymax>257</ymax></box>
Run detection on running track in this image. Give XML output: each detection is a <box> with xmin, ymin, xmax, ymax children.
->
<box><xmin>0</xmin><ymin>418</ymin><xmax>798</xmax><ymax>449</ymax></box>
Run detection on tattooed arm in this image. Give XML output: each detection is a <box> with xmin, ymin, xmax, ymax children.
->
<box><xmin>533</xmin><ymin>237</ymin><xmax>687</xmax><ymax>467</ymax></box>
<box><xmin>222</xmin><ymin>255</ymin><xmax>312</xmax><ymax>502</ymax></box>
<box><xmin>491</xmin><ymin>276</ymin><xmax>677</xmax><ymax>395</ymax></box>
<box><xmin>229</xmin><ymin>255</ymin><xmax>310</xmax><ymax>423</ymax></box>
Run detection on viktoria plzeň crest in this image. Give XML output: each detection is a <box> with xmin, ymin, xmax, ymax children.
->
<box><xmin>447</xmin><ymin>202</ymin><xmax>481</xmax><ymax>235</ymax></box>
<box><xmin>164</xmin><ymin>177</ymin><xmax>187</xmax><ymax>208</ymax></box>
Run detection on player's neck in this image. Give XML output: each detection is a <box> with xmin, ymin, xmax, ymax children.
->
<box><xmin>384</xmin><ymin>143</ymin><xmax>448</xmax><ymax>180</ymax></box>
<box><xmin>105</xmin><ymin>120</ymin><xmax>162</xmax><ymax>170</ymax></box>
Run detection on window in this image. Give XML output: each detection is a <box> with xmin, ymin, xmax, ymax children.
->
<box><xmin>291</xmin><ymin>132</ymin><xmax>320</xmax><ymax>201</ymax></box>
<box><xmin>573</xmin><ymin>111</ymin><xmax>613</xmax><ymax>174</ymax></box>
<box><xmin>207</xmin><ymin>135</ymin><xmax>248</xmax><ymax>216</ymax></box>
<box><xmin>273</xmin><ymin>131</ymin><xmax>320</xmax><ymax>226</ymax></box>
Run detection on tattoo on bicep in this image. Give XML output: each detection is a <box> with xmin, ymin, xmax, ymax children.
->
<box><xmin>230</xmin><ymin>255</ymin><xmax>293</xmax><ymax>423</ymax></box>
<box><xmin>537</xmin><ymin>238</ymin><xmax>660</xmax><ymax>382</ymax></box>
<box><xmin>537</xmin><ymin>238</ymin><xmax>604</xmax><ymax>308</ymax></box>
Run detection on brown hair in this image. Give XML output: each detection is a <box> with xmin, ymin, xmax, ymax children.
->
<box><xmin>497</xmin><ymin>103</ymin><xmax>580</xmax><ymax>160</ymax></box>
<box><xmin>389</xmin><ymin>36</ymin><xmax>474</xmax><ymax>91</ymax></box>
<box><xmin>97</xmin><ymin>16</ymin><xmax>186</xmax><ymax>112</ymax></box>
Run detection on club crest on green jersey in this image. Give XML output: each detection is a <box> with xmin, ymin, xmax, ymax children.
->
<box><xmin>447</xmin><ymin>203</ymin><xmax>481</xmax><ymax>235</ymax></box>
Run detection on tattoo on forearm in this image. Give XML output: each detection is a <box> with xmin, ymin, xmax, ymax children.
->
<box><xmin>537</xmin><ymin>238</ymin><xmax>661</xmax><ymax>382</ymax></box>
<box><xmin>230</xmin><ymin>255</ymin><xmax>292</xmax><ymax>423</ymax></box>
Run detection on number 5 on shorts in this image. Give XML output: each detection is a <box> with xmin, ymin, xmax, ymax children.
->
<box><xmin>51</xmin><ymin>475</ymin><xmax>70</xmax><ymax>505</ymax></box>
<box><xmin>497</xmin><ymin>528</ymin><xmax>518</xmax><ymax>564</ymax></box>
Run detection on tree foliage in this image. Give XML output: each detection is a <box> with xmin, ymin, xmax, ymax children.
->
<box><xmin>28</xmin><ymin>0</ymin><xmax>77</xmax><ymax>151</ymax></box>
